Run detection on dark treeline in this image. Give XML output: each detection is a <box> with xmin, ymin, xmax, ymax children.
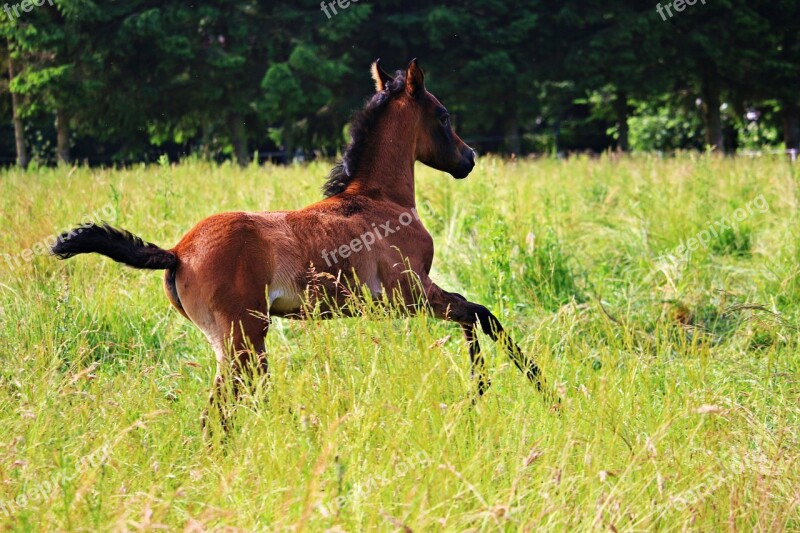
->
<box><xmin>1</xmin><ymin>0</ymin><xmax>798</xmax><ymax>167</ymax></box>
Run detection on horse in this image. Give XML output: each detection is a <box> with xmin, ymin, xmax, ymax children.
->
<box><xmin>51</xmin><ymin>59</ymin><xmax>548</xmax><ymax>429</ymax></box>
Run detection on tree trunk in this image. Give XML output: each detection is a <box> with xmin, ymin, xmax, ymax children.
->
<box><xmin>55</xmin><ymin>108</ymin><xmax>70</xmax><ymax>164</ymax></box>
<box><xmin>503</xmin><ymin>112</ymin><xmax>521</xmax><ymax>155</ymax></box>
<box><xmin>552</xmin><ymin>119</ymin><xmax>561</xmax><ymax>155</ymax></box>
<box><xmin>7</xmin><ymin>47</ymin><xmax>28</xmax><ymax>169</ymax></box>
<box><xmin>782</xmin><ymin>103</ymin><xmax>800</xmax><ymax>151</ymax></box>
<box><xmin>614</xmin><ymin>90</ymin><xmax>629</xmax><ymax>152</ymax></box>
<box><xmin>227</xmin><ymin>113</ymin><xmax>250</xmax><ymax>167</ymax></box>
<box><xmin>700</xmin><ymin>74</ymin><xmax>724</xmax><ymax>152</ymax></box>
<box><xmin>501</xmin><ymin>90</ymin><xmax>521</xmax><ymax>155</ymax></box>
<box><xmin>200</xmin><ymin>120</ymin><xmax>213</xmax><ymax>160</ymax></box>
<box><xmin>284</xmin><ymin>131</ymin><xmax>294</xmax><ymax>165</ymax></box>
<box><xmin>722</xmin><ymin>119</ymin><xmax>738</xmax><ymax>155</ymax></box>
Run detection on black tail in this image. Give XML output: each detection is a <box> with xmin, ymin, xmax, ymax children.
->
<box><xmin>51</xmin><ymin>222</ymin><xmax>177</xmax><ymax>270</ymax></box>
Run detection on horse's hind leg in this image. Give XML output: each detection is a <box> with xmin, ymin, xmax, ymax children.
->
<box><xmin>202</xmin><ymin>313</ymin><xmax>270</xmax><ymax>435</ymax></box>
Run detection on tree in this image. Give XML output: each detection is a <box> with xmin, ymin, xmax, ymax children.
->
<box><xmin>2</xmin><ymin>40</ymin><xmax>28</xmax><ymax>168</ymax></box>
<box><xmin>553</xmin><ymin>0</ymin><xmax>669</xmax><ymax>152</ymax></box>
<box><xmin>747</xmin><ymin>0</ymin><xmax>800</xmax><ymax>150</ymax></box>
<box><xmin>0</xmin><ymin>0</ymin><xmax>99</xmax><ymax>165</ymax></box>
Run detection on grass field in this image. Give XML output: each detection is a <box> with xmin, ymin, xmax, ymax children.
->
<box><xmin>1</xmin><ymin>155</ymin><xmax>799</xmax><ymax>531</ymax></box>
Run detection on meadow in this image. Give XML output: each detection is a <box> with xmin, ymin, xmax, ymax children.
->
<box><xmin>0</xmin><ymin>155</ymin><xmax>798</xmax><ymax>531</ymax></box>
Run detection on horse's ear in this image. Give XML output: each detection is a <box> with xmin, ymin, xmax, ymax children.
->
<box><xmin>370</xmin><ymin>59</ymin><xmax>392</xmax><ymax>92</ymax></box>
<box><xmin>405</xmin><ymin>58</ymin><xmax>425</xmax><ymax>98</ymax></box>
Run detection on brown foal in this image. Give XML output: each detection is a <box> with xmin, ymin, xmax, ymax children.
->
<box><xmin>52</xmin><ymin>59</ymin><xmax>546</xmax><ymax>428</ymax></box>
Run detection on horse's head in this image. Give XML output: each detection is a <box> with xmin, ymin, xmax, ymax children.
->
<box><xmin>372</xmin><ymin>59</ymin><xmax>476</xmax><ymax>180</ymax></box>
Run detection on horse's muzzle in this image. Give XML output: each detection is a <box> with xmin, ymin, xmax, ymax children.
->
<box><xmin>453</xmin><ymin>148</ymin><xmax>476</xmax><ymax>179</ymax></box>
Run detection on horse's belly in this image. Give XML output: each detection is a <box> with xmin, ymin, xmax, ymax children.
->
<box><xmin>268</xmin><ymin>283</ymin><xmax>303</xmax><ymax>314</ymax></box>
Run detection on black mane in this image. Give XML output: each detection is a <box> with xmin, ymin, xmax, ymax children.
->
<box><xmin>322</xmin><ymin>71</ymin><xmax>407</xmax><ymax>198</ymax></box>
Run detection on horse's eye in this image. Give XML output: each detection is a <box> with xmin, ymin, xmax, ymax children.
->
<box><xmin>440</xmin><ymin>115</ymin><xmax>450</xmax><ymax>127</ymax></box>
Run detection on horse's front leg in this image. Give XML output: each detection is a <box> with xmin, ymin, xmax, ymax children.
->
<box><xmin>460</xmin><ymin>322</ymin><xmax>489</xmax><ymax>397</ymax></box>
<box><xmin>423</xmin><ymin>281</ymin><xmax>544</xmax><ymax>396</ymax></box>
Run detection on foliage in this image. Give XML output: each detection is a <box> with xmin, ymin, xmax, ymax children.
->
<box><xmin>628</xmin><ymin>97</ymin><xmax>705</xmax><ymax>152</ymax></box>
<box><xmin>1</xmin><ymin>0</ymin><xmax>798</xmax><ymax>164</ymax></box>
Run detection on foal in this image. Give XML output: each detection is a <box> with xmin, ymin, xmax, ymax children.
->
<box><xmin>52</xmin><ymin>59</ymin><xmax>546</xmax><ymax>425</ymax></box>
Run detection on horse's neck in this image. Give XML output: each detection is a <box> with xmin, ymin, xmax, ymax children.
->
<box><xmin>348</xmin><ymin>116</ymin><xmax>417</xmax><ymax>208</ymax></box>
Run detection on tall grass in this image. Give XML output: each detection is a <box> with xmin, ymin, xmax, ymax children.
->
<box><xmin>0</xmin><ymin>155</ymin><xmax>798</xmax><ymax>530</ymax></box>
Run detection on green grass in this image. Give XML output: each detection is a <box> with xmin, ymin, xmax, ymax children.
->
<box><xmin>1</xmin><ymin>155</ymin><xmax>799</xmax><ymax>531</ymax></box>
